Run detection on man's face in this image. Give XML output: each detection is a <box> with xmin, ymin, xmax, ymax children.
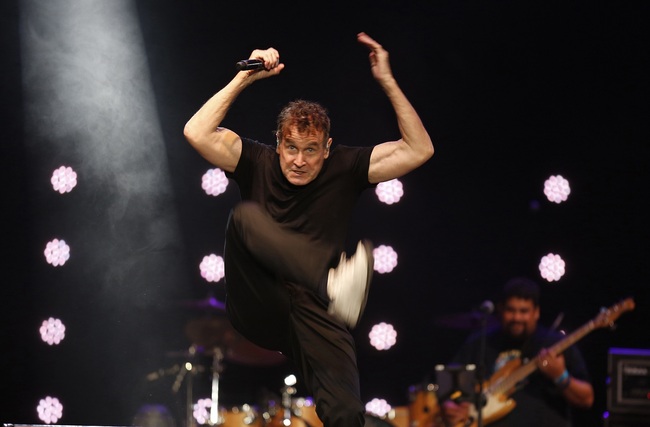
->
<box><xmin>276</xmin><ymin>125</ymin><xmax>331</xmax><ymax>186</ymax></box>
<box><xmin>500</xmin><ymin>297</ymin><xmax>540</xmax><ymax>339</ymax></box>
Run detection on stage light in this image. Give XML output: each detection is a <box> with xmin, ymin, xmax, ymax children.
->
<box><xmin>539</xmin><ymin>252</ymin><xmax>566</xmax><ymax>282</ymax></box>
<box><xmin>43</xmin><ymin>239</ymin><xmax>70</xmax><ymax>267</ymax></box>
<box><xmin>192</xmin><ymin>398</ymin><xmax>212</xmax><ymax>425</ymax></box>
<box><xmin>372</xmin><ymin>245</ymin><xmax>398</xmax><ymax>274</ymax></box>
<box><xmin>37</xmin><ymin>396</ymin><xmax>63</xmax><ymax>424</ymax></box>
<box><xmin>284</xmin><ymin>374</ymin><xmax>297</xmax><ymax>386</ymax></box>
<box><xmin>375</xmin><ymin>178</ymin><xmax>404</xmax><ymax>205</ymax></box>
<box><xmin>202</xmin><ymin>168</ymin><xmax>229</xmax><ymax>197</ymax></box>
<box><xmin>365</xmin><ymin>397</ymin><xmax>392</xmax><ymax>417</ymax></box>
<box><xmin>39</xmin><ymin>317</ymin><xmax>66</xmax><ymax>345</ymax></box>
<box><xmin>543</xmin><ymin>174</ymin><xmax>571</xmax><ymax>204</ymax></box>
<box><xmin>20</xmin><ymin>0</ymin><xmax>185</xmax><ymax>421</ymax></box>
<box><xmin>50</xmin><ymin>166</ymin><xmax>78</xmax><ymax>194</ymax></box>
<box><xmin>369</xmin><ymin>322</ymin><xmax>397</xmax><ymax>351</ymax></box>
<box><xmin>199</xmin><ymin>253</ymin><xmax>225</xmax><ymax>283</ymax></box>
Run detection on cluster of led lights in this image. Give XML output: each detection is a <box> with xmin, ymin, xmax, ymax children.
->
<box><xmin>35</xmin><ymin>166</ymin><xmax>80</xmax><ymax>423</ymax></box>
<box><xmin>34</xmin><ymin>163</ymin><xmax>575</xmax><ymax>424</ymax></box>
<box><xmin>192</xmin><ymin>398</ymin><xmax>214</xmax><ymax>425</ymax></box>
<box><xmin>199</xmin><ymin>253</ymin><xmax>225</xmax><ymax>283</ymax></box>
<box><xmin>538</xmin><ymin>174</ymin><xmax>571</xmax><ymax>282</ymax></box>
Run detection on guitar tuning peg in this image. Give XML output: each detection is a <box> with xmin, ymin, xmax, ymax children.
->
<box><xmin>608</xmin><ymin>323</ymin><xmax>618</xmax><ymax>331</ymax></box>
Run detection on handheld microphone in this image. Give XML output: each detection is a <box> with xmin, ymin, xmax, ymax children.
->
<box><xmin>235</xmin><ymin>59</ymin><xmax>265</xmax><ymax>71</ymax></box>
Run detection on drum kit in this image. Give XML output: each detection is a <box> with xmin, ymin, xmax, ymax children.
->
<box><xmin>144</xmin><ymin>293</ymin><xmax>291</xmax><ymax>427</ymax></box>
<box><xmin>142</xmin><ymin>297</ymin><xmax>484</xmax><ymax>427</ymax></box>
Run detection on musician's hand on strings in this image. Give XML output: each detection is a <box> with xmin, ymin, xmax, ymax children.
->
<box><xmin>536</xmin><ymin>348</ymin><xmax>566</xmax><ymax>380</ymax></box>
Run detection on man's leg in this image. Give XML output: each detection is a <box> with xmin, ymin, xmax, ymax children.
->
<box><xmin>227</xmin><ymin>201</ymin><xmax>334</xmax><ymax>295</ymax></box>
<box><xmin>227</xmin><ymin>201</ymin><xmax>375</xmax><ymax>329</ymax></box>
<box><xmin>223</xmin><ymin>204</ymin><xmax>293</xmax><ymax>351</ymax></box>
<box><xmin>287</xmin><ymin>286</ymin><xmax>366</xmax><ymax>427</ymax></box>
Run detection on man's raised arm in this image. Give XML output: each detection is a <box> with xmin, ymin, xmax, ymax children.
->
<box><xmin>183</xmin><ymin>48</ymin><xmax>283</xmax><ymax>172</ymax></box>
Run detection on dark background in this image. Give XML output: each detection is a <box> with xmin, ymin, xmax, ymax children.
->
<box><xmin>2</xmin><ymin>0</ymin><xmax>648</xmax><ymax>426</ymax></box>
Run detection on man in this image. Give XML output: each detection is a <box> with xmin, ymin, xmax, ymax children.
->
<box><xmin>440</xmin><ymin>278</ymin><xmax>594</xmax><ymax>427</ymax></box>
<box><xmin>183</xmin><ymin>32</ymin><xmax>434</xmax><ymax>427</ymax></box>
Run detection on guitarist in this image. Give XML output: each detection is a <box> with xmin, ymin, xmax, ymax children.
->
<box><xmin>440</xmin><ymin>277</ymin><xmax>594</xmax><ymax>427</ymax></box>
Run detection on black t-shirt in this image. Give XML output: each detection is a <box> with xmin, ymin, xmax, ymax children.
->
<box><xmin>451</xmin><ymin>325</ymin><xmax>591</xmax><ymax>427</ymax></box>
<box><xmin>229</xmin><ymin>137</ymin><xmax>375</xmax><ymax>254</ymax></box>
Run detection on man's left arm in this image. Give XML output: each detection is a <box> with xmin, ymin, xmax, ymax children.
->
<box><xmin>537</xmin><ymin>348</ymin><xmax>595</xmax><ymax>408</ymax></box>
<box><xmin>356</xmin><ymin>32</ymin><xmax>435</xmax><ymax>184</ymax></box>
<box><xmin>559</xmin><ymin>374</ymin><xmax>594</xmax><ymax>408</ymax></box>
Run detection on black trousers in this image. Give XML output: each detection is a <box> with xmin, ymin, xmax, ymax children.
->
<box><xmin>223</xmin><ymin>201</ymin><xmax>365</xmax><ymax>427</ymax></box>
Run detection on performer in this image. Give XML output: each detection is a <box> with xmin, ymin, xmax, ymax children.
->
<box><xmin>440</xmin><ymin>277</ymin><xmax>594</xmax><ymax>427</ymax></box>
<box><xmin>183</xmin><ymin>32</ymin><xmax>434</xmax><ymax>427</ymax></box>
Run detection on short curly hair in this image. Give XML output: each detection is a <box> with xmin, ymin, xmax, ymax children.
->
<box><xmin>275</xmin><ymin>99</ymin><xmax>330</xmax><ymax>144</ymax></box>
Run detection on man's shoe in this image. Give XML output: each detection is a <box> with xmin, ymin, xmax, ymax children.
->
<box><xmin>327</xmin><ymin>240</ymin><xmax>374</xmax><ymax>328</ymax></box>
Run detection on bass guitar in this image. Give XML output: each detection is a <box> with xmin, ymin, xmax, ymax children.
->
<box><xmin>457</xmin><ymin>297</ymin><xmax>635</xmax><ymax>427</ymax></box>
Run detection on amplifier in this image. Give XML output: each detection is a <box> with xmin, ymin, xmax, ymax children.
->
<box><xmin>604</xmin><ymin>413</ymin><xmax>650</xmax><ymax>427</ymax></box>
<box><xmin>608</xmin><ymin>347</ymin><xmax>650</xmax><ymax>415</ymax></box>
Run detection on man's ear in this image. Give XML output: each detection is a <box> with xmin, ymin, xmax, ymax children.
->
<box><xmin>324</xmin><ymin>138</ymin><xmax>333</xmax><ymax>158</ymax></box>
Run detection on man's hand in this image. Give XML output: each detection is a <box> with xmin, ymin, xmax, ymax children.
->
<box><xmin>242</xmin><ymin>47</ymin><xmax>284</xmax><ymax>81</ymax></box>
<box><xmin>357</xmin><ymin>32</ymin><xmax>394</xmax><ymax>84</ymax></box>
<box><xmin>536</xmin><ymin>347</ymin><xmax>567</xmax><ymax>380</ymax></box>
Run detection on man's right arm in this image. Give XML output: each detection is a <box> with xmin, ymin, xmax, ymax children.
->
<box><xmin>183</xmin><ymin>48</ymin><xmax>283</xmax><ymax>173</ymax></box>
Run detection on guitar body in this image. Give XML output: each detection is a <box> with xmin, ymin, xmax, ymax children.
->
<box><xmin>481</xmin><ymin>358</ymin><xmax>521</xmax><ymax>423</ymax></box>
<box><xmin>460</xmin><ymin>358</ymin><xmax>521</xmax><ymax>427</ymax></box>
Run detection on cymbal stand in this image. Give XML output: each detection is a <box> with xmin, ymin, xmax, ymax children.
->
<box><xmin>475</xmin><ymin>311</ymin><xmax>490</xmax><ymax>427</ymax></box>
<box><xmin>209</xmin><ymin>347</ymin><xmax>225</xmax><ymax>426</ymax></box>
<box><xmin>174</xmin><ymin>360</ymin><xmax>201</xmax><ymax>427</ymax></box>
<box><xmin>170</xmin><ymin>358</ymin><xmax>195</xmax><ymax>427</ymax></box>
<box><xmin>170</xmin><ymin>346</ymin><xmax>205</xmax><ymax>427</ymax></box>
<box><xmin>280</xmin><ymin>383</ymin><xmax>297</xmax><ymax>425</ymax></box>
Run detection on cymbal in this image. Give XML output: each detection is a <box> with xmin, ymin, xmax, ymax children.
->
<box><xmin>185</xmin><ymin>317</ymin><xmax>234</xmax><ymax>348</ymax></box>
<box><xmin>180</xmin><ymin>295</ymin><xmax>227</xmax><ymax>312</ymax></box>
<box><xmin>183</xmin><ymin>317</ymin><xmax>286</xmax><ymax>366</ymax></box>
<box><xmin>435</xmin><ymin>311</ymin><xmax>499</xmax><ymax>330</ymax></box>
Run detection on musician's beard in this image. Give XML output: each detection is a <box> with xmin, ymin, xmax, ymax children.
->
<box><xmin>504</xmin><ymin>321</ymin><xmax>533</xmax><ymax>340</ymax></box>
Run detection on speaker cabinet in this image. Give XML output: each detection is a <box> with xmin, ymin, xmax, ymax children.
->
<box><xmin>607</xmin><ymin>347</ymin><xmax>650</xmax><ymax>415</ymax></box>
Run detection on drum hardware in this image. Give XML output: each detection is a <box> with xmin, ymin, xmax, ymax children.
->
<box><xmin>263</xmin><ymin>375</ymin><xmax>323</xmax><ymax>427</ymax></box>
<box><xmin>408</xmin><ymin>382</ymin><xmax>441</xmax><ymax>427</ymax></box>
<box><xmin>171</xmin><ymin>347</ymin><xmax>208</xmax><ymax>427</ymax></box>
<box><xmin>182</xmin><ymin>295</ymin><xmax>284</xmax><ymax>426</ymax></box>
<box><xmin>183</xmin><ymin>295</ymin><xmax>287</xmax><ymax>367</ymax></box>
<box><xmin>207</xmin><ymin>347</ymin><xmax>225</xmax><ymax>426</ymax></box>
<box><xmin>279</xmin><ymin>374</ymin><xmax>297</xmax><ymax>426</ymax></box>
<box><xmin>144</xmin><ymin>294</ymin><xmax>288</xmax><ymax>427</ymax></box>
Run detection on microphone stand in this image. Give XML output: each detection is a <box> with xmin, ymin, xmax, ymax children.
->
<box><xmin>475</xmin><ymin>307</ymin><xmax>491</xmax><ymax>427</ymax></box>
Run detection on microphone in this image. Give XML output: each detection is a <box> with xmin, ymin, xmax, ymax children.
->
<box><xmin>479</xmin><ymin>300</ymin><xmax>494</xmax><ymax>315</ymax></box>
<box><xmin>235</xmin><ymin>59</ymin><xmax>265</xmax><ymax>71</ymax></box>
